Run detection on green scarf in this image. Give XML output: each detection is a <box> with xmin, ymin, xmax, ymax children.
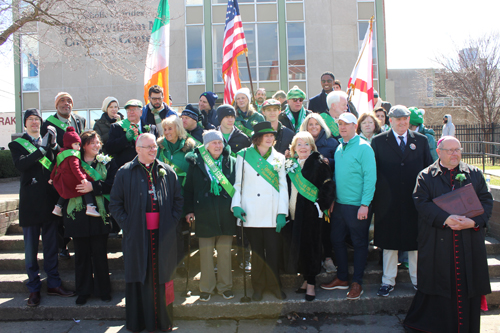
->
<box><xmin>284</xmin><ymin>105</ymin><xmax>306</xmax><ymax>133</ymax></box>
<box><xmin>159</xmin><ymin>139</ymin><xmax>187</xmax><ymax>186</ymax></box>
<box><xmin>207</xmin><ymin>153</ymin><xmax>224</xmax><ymax>196</ymax></box>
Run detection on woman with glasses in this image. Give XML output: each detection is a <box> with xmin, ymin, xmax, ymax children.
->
<box><xmin>278</xmin><ymin>86</ymin><xmax>312</xmax><ymax>133</ymax></box>
<box><xmin>233</xmin><ymin>87</ymin><xmax>265</xmax><ymax>137</ymax></box>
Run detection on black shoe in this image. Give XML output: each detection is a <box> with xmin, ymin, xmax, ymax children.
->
<box><xmin>101</xmin><ymin>294</ymin><xmax>111</xmax><ymax>302</ymax></box>
<box><xmin>273</xmin><ymin>290</ymin><xmax>287</xmax><ymax>300</ymax></box>
<box><xmin>295</xmin><ymin>287</ymin><xmax>307</xmax><ymax>294</ymax></box>
<box><xmin>27</xmin><ymin>292</ymin><xmax>40</xmax><ymax>307</ymax></box>
<box><xmin>76</xmin><ymin>295</ymin><xmax>88</xmax><ymax>305</ymax></box>
<box><xmin>252</xmin><ymin>291</ymin><xmax>262</xmax><ymax>301</ymax></box>
<box><xmin>59</xmin><ymin>249</ymin><xmax>71</xmax><ymax>260</ymax></box>
<box><xmin>305</xmin><ymin>294</ymin><xmax>315</xmax><ymax>302</ymax></box>
<box><xmin>199</xmin><ymin>292</ymin><xmax>211</xmax><ymax>302</ymax></box>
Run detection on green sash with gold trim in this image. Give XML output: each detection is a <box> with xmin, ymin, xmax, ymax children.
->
<box><xmin>46</xmin><ymin>115</ymin><xmax>69</xmax><ymax>132</ymax></box>
<box><xmin>238</xmin><ymin>147</ymin><xmax>279</xmax><ymax>192</ymax></box>
<box><xmin>287</xmin><ymin>158</ymin><xmax>318</xmax><ymax>203</ymax></box>
<box><xmin>198</xmin><ymin>146</ymin><xmax>235</xmax><ymax>197</ymax></box>
<box><xmin>14</xmin><ymin>138</ymin><xmax>53</xmax><ymax>171</ymax></box>
<box><xmin>56</xmin><ymin>149</ymin><xmax>81</xmax><ymax>166</ymax></box>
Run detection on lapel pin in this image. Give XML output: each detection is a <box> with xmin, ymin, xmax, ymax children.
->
<box><xmin>410</xmin><ymin>143</ymin><xmax>416</xmax><ymax>150</ymax></box>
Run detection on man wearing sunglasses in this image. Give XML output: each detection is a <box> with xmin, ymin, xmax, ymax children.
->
<box><xmin>278</xmin><ymin>85</ymin><xmax>312</xmax><ymax>133</ymax></box>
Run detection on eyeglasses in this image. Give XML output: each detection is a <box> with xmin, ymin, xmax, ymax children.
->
<box><xmin>138</xmin><ymin>145</ymin><xmax>158</xmax><ymax>151</ymax></box>
<box><xmin>440</xmin><ymin>148</ymin><xmax>462</xmax><ymax>155</ymax></box>
<box><xmin>291</xmin><ymin>98</ymin><xmax>304</xmax><ymax>103</ymax></box>
<box><xmin>150</xmin><ymin>97</ymin><xmax>163</xmax><ymax>102</ymax></box>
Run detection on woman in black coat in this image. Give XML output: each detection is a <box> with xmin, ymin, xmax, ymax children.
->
<box><xmin>287</xmin><ymin>132</ymin><xmax>336</xmax><ymax>301</ymax></box>
<box><xmin>63</xmin><ymin>130</ymin><xmax>116</xmax><ymax>305</ymax></box>
<box><xmin>93</xmin><ymin>97</ymin><xmax>124</xmax><ymax>153</ymax></box>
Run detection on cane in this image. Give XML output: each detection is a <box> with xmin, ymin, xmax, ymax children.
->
<box><xmin>240</xmin><ymin>212</ymin><xmax>251</xmax><ymax>302</ymax></box>
<box><xmin>183</xmin><ymin>218</ymin><xmax>193</xmax><ymax>297</ymax></box>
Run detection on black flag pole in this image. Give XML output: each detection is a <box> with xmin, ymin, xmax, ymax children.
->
<box><xmin>245</xmin><ymin>51</ymin><xmax>256</xmax><ymax>105</ymax></box>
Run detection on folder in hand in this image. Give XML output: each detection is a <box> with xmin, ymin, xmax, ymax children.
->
<box><xmin>432</xmin><ymin>183</ymin><xmax>484</xmax><ymax>218</ymax></box>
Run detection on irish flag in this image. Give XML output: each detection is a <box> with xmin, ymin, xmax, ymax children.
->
<box><xmin>144</xmin><ymin>0</ymin><xmax>170</xmax><ymax>104</ymax></box>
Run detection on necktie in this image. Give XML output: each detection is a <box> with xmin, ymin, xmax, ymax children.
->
<box><xmin>398</xmin><ymin>136</ymin><xmax>405</xmax><ymax>153</ymax></box>
<box><xmin>33</xmin><ymin>138</ymin><xmax>40</xmax><ymax>148</ymax></box>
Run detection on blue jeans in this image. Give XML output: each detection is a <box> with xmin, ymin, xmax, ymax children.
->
<box><xmin>23</xmin><ymin>221</ymin><xmax>62</xmax><ymax>292</ymax></box>
<box><xmin>330</xmin><ymin>203</ymin><xmax>371</xmax><ymax>285</ymax></box>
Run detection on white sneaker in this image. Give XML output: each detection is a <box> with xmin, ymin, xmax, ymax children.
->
<box><xmin>86</xmin><ymin>205</ymin><xmax>100</xmax><ymax>217</ymax></box>
<box><xmin>52</xmin><ymin>205</ymin><xmax>63</xmax><ymax>217</ymax></box>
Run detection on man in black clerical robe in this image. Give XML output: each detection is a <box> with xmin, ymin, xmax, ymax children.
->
<box><xmin>404</xmin><ymin>136</ymin><xmax>492</xmax><ymax>333</ymax></box>
<box><xmin>110</xmin><ymin>133</ymin><xmax>183</xmax><ymax>332</ymax></box>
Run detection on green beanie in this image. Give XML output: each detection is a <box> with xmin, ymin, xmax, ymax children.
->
<box><xmin>409</xmin><ymin>107</ymin><xmax>424</xmax><ymax>126</ymax></box>
<box><xmin>286</xmin><ymin>85</ymin><xmax>306</xmax><ymax>100</ymax></box>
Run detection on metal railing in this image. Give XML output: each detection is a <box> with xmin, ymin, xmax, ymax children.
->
<box><xmin>461</xmin><ymin>141</ymin><xmax>500</xmax><ymax>173</ymax></box>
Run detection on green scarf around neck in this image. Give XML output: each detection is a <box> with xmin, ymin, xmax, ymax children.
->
<box><xmin>284</xmin><ymin>105</ymin><xmax>306</xmax><ymax>132</ymax></box>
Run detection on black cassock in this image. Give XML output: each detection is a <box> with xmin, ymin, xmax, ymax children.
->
<box><xmin>126</xmin><ymin>163</ymin><xmax>174</xmax><ymax>332</ymax></box>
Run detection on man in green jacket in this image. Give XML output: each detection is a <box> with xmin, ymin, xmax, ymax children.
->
<box><xmin>320</xmin><ymin>112</ymin><xmax>376</xmax><ymax>300</ymax></box>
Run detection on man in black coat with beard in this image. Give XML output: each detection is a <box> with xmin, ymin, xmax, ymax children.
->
<box><xmin>404</xmin><ymin>136</ymin><xmax>492</xmax><ymax>333</ymax></box>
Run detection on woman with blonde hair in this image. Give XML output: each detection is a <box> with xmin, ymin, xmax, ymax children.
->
<box><xmin>357</xmin><ymin>112</ymin><xmax>381</xmax><ymax>144</ymax></box>
<box><xmin>233</xmin><ymin>87</ymin><xmax>265</xmax><ymax>137</ymax></box>
<box><xmin>299</xmin><ymin>113</ymin><xmax>339</xmax><ymax>167</ymax></box>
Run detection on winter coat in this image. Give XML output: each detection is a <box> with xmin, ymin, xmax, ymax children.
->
<box><xmin>278</xmin><ymin>109</ymin><xmax>312</xmax><ymax>133</ymax></box>
<box><xmin>51</xmin><ymin>149</ymin><xmax>92</xmax><ymax>199</ymax></box>
<box><xmin>416</xmin><ymin>124</ymin><xmax>438</xmax><ymax>161</ymax></box>
<box><xmin>315</xmin><ymin>129</ymin><xmax>339</xmax><ymax>169</ymax></box>
<box><xmin>220</xmin><ymin>126</ymin><xmax>251</xmax><ymax>155</ymax></box>
<box><xmin>8</xmin><ymin>134</ymin><xmax>60</xmax><ymax>227</ymax></box>
<box><xmin>105</xmin><ymin>121</ymin><xmax>158</xmax><ymax>169</ymax></box>
<box><xmin>63</xmin><ymin>159</ymin><xmax>118</xmax><ymax>237</ymax></box>
<box><xmin>413</xmin><ymin>160</ymin><xmax>492</xmax><ymax>298</ymax></box>
<box><xmin>274</xmin><ymin>122</ymin><xmax>295</xmax><ymax>155</ymax></box>
<box><xmin>201</xmin><ymin>108</ymin><xmax>219</xmax><ymax>129</ymax></box>
<box><xmin>371</xmin><ymin>129</ymin><xmax>434</xmax><ymax>251</ymax></box>
<box><xmin>231</xmin><ymin>147</ymin><xmax>289</xmax><ymax>228</ymax></box>
<box><xmin>308</xmin><ymin>90</ymin><xmax>329</xmax><ymax>114</ymax></box>
<box><xmin>235</xmin><ymin>109</ymin><xmax>265</xmax><ymax>134</ymax></box>
<box><xmin>41</xmin><ymin>113</ymin><xmax>86</xmax><ymax>148</ymax></box>
<box><xmin>334</xmin><ymin>134</ymin><xmax>376</xmax><ymax>207</ymax></box>
<box><xmin>441</xmin><ymin>114</ymin><xmax>456</xmax><ymax>137</ymax></box>
<box><xmin>157</xmin><ymin>137</ymin><xmax>196</xmax><ymax>187</ymax></box>
<box><xmin>287</xmin><ymin>152</ymin><xmax>336</xmax><ymax>274</ymax></box>
<box><xmin>141</xmin><ymin>102</ymin><xmax>177</xmax><ymax>127</ymax></box>
<box><xmin>109</xmin><ymin>158</ymin><xmax>183</xmax><ymax>284</ymax></box>
<box><xmin>93</xmin><ymin>112</ymin><xmax>124</xmax><ymax>153</ymax></box>
<box><xmin>187</xmin><ymin>125</ymin><xmax>205</xmax><ymax>144</ymax></box>
<box><xmin>183</xmin><ymin>146</ymin><xmax>237</xmax><ymax>238</ymax></box>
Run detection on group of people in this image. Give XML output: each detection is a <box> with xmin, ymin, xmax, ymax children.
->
<box><xmin>10</xmin><ymin>70</ymin><xmax>492</xmax><ymax>333</ymax></box>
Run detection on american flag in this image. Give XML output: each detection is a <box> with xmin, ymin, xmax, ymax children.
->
<box><xmin>222</xmin><ymin>0</ymin><xmax>248</xmax><ymax>105</ymax></box>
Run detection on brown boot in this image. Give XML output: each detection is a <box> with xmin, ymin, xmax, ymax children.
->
<box><xmin>320</xmin><ymin>277</ymin><xmax>349</xmax><ymax>290</ymax></box>
<box><xmin>346</xmin><ymin>282</ymin><xmax>363</xmax><ymax>300</ymax></box>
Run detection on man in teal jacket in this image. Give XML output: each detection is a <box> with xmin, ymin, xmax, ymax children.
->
<box><xmin>320</xmin><ymin>112</ymin><xmax>376</xmax><ymax>300</ymax></box>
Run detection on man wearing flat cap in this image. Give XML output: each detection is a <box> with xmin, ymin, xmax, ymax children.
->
<box><xmin>181</xmin><ymin>104</ymin><xmax>205</xmax><ymax>145</ymax></box>
<box><xmin>141</xmin><ymin>85</ymin><xmax>177</xmax><ymax>135</ymax></box>
<box><xmin>106</xmin><ymin>99</ymin><xmax>159</xmax><ymax>169</ymax></box>
<box><xmin>278</xmin><ymin>86</ymin><xmax>312</xmax><ymax>133</ymax></box>
<box><xmin>261</xmin><ymin>99</ymin><xmax>294</xmax><ymax>155</ymax></box>
<box><xmin>371</xmin><ymin>105</ymin><xmax>433</xmax><ymax>297</ymax></box>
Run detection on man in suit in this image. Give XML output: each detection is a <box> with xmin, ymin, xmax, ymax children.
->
<box><xmin>9</xmin><ymin>109</ymin><xmax>75</xmax><ymax>307</ymax></box>
<box><xmin>106</xmin><ymin>99</ymin><xmax>159</xmax><ymax>169</ymax></box>
<box><xmin>371</xmin><ymin>105</ymin><xmax>433</xmax><ymax>297</ymax></box>
<box><xmin>308</xmin><ymin>71</ymin><xmax>335</xmax><ymax>114</ymax></box>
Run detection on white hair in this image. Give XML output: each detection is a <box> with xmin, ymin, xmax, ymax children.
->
<box><xmin>326</xmin><ymin>91</ymin><xmax>348</xmax><ymax>109</ymax></box>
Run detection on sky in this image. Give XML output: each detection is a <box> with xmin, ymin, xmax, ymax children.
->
<box><xmin>1</xmin><ymin>0</ymin><xmax>500</xmax><ymax>112</ymax></box>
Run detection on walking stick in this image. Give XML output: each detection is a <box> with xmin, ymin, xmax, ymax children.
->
<box><xmin>183</xmin><ymin>219</ymin><xmax>192</xmax><ymax>297</ymax></box>
<box><xmin>240</xmin><ymin>150</ymin><xmax>251</xmax><ymax>303</ymax></box>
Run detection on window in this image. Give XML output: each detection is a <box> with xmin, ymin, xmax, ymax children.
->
<box><xmin>21</xmin><ymin>35</ymin><xmax>39</xmax><ymax>92</ymax></box>
<box><xmin>287</xmin><ymin>22</ymin><xmax>305</xmax><ymax>81</ymax></box>
<box><xmin>186</xmin><ymin>26</ymin><xmax>205</xmax><ymax>84</ymax></box>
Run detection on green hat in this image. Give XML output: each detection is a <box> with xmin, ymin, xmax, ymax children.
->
<box><xmin>286</xmin><ymin>85</ymin><xmax>306</xmax><ymax>100</ymax></box>
<box><xmin>408</xmin><ymin>107</ymin><xmax>424</xmax><ymax>126</ymax></box>
<box><xmin>124</xmin><ymin>99</ymin><xmax>143</xmax><ymax>109</ymax></box>
<box><xmin>252</xmin><ymin>121</ymin><xmax>277</xmax><ymax>139</ymax></box>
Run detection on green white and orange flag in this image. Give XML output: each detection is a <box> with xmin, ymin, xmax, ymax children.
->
<box><xmin>144</xmin><ymin>0</ymin><xmax>170</xmax><ymax>104</ymax></box>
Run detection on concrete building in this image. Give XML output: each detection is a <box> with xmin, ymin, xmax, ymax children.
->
<box><xmin>13</xmin><ymin>0</ymin><xmax>388</xmax><ymax>132</ymax></box>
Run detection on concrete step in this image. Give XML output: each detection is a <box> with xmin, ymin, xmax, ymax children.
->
<box><xmin>0</xmin><ymin>234</ymin><xmax>124</xmax><ymax>252</ymax></box>
<box><xmin>486</xmin><ymin>236</ymin><xmax>500</xmax><ymax>255</ymax></box>
<box><xmin>0</xmin><ymin>280</ymin><xmax>499</xmax><ymax>322</ymax></box>
<box><xmin>5</xmin><ymin>220</ymin><xmax>21</xmax><ymax>235</ymax></box>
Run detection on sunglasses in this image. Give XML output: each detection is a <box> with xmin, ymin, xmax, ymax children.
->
<box><xmin>291</xmin><ymin>98</ymin><xmax>304</xmax><ymax>103</ymax></box>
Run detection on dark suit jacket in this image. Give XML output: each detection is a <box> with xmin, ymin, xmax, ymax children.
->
<box><xmin>41</xmin><ymin>113</ymin><xmax>86</xmax><ymax>148</ymax></box>
<box><xmin>308</xmin><ymin>90</ymin><xmax>328</xmax><ymax>114</ymax></box>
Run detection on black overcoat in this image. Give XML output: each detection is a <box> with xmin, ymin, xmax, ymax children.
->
<box><xmin>274</xmin><ymin>123</ymin><xmax>295</xmax><ymax>155</ymax></box>
<box><xmin>308</xmin><ymin>90</ymin><xmax>328</xmax><ymax>114</ymax></box>
<box><xmin>371</xmin><ymin>129</ymin><xmax>433</xmax><ymax>250</ymax></box>
<box><xmin>41</xmin><ymin>113</ymin><xmax>86</xmax><ymax>148</ymax></box>
<box><xmin>8</xmin><ymin>134</ymin><xmax>60</xmax><ymax>227</ymax></box>
<box><xmin>109</xmin><ymin>158</ymin><xmax>183</xmax><ymax>284</ymax></box>
<box><xmin>220</xmin><ymin>126</ymin><xmax>251</xmax><ymax>154</ymax></box>
<box><xmin>413</xmin><ymin>160</ymin><xmax>492</xmax><ymax>298</ymax></box>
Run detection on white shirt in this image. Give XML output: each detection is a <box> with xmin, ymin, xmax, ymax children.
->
<box><xmin>392</xmin><ymin>129</ymin><xmax>408</xmax><ymax>146</ymax></box>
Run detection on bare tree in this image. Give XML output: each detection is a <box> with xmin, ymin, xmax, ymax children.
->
<box><xmin>0</xmin><ymin>0</ymin><xmax>162</xmax><ymax>80</ymax></box>
<box><xmin>432</xmin><ymin>34</ymin><xmax>500</xmax><ymax>126</ymax></box>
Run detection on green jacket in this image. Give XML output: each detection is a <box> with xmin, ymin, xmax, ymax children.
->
<box><xmin>183</xmin><ymin>147</ymin><xmax>237</xmax><ymax>238</ymax></box>
<box><xmin>417</xmin><ymin>124</ymin><xmax>438</xmax><ymax>161</ymax></box>
<box><xmin>334</xmin><ymin>134</ymin><xmax>376</xmax><ymax>206</ymax></box>
<box><xmin>157</xmin><ymin>137</ymin><xmax>196</xmax><ymax>188</ymax></box>
<box><xmin>235</xmin><ymin>109</ymin><xmax>265</xmax><ymax>136</ymax></box>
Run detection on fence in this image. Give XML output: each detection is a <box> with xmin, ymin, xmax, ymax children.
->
<box><xmin>429</xmin><ymin>123</ymin><xmax>500</xmax><ymax>167</ymax></box>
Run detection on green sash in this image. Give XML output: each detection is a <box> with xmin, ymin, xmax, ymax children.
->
<box><xmin>238</xmin><ymin>148</ymin><xmax>279</xmax><ymax>192</ymax></box>
<box><xmin>198</xmin><ymin>146</ymin><xmax>236</xmax><ymax>197</ymax></box>
<box><xmin>46</xmin><ymin>115</ymin><xmax>69</xmax><ymax>132</ymax></box>
<box><xmin>186</xmin><ymin>133</ymin><xmax>202</xmax><ymax>147</ymax></box>
<box><xmin>14</xmin><ymin>138</ymin><xmax>53</xmax><ymax>171</ymax></box>
<box><xmin>320</xmin><ymin>113</ymin><xmax>340</xmax><ymax>137</ymax></box>
<box><xmin>235</xmin><ymin>120</ymin><xmax>254</xmax><ymax>137</ymax></box>
<box><xmin>80</xmin><ymin>161</ymin><xmax>110</xmax><ymax>224</ymax></box>
<box><xmin>287</xmin><ymin>158</ymin><xmax>319</xmax><ymax>203</ymax></box>
<box><xmin>56</xmin><ymin>149</ymin><xmax>81</xmax><ymax>166</ymax></box>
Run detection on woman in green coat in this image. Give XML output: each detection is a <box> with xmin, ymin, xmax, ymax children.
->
<box><xmin>184</xmin><ymin>130</ymin><xmax>237</xmax><ymax>302</ymax></box>
<box><xmin>233</xmin><ymin>87</ymin><xmax>265</xmax><ymax>137</ymax></box>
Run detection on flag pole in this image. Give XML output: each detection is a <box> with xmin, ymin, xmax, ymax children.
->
<box><xmin>245</xmin><ymin>51</ymin><xmax>256</xmax><ymax>105</ymax></box>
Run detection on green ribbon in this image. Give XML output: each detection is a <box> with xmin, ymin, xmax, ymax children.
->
<box><xmin>118</xmin><ymin>119</ymin><xmax>142</xmax><ymax>138</ymax></box>
<box><xmin>287</xmin><ymin>158</ymin><xmax>319</xmax><ymax>203</ymax></box>
<box><xmin>238</xmin><ymin>147</ymin><xmax>279</xmax><ymax>192</ymax></box>
<box><xmin>198</xmin><ymin>146</ymin><xmax>235</xmax><ymax>197</ymax></box>
<box><xmin>80</xmin><ymin>161</ymin><xmax>109</xmax><ymax>224</ymax></box>
<box><xmin>56</xmin><ymin>149</ymin><xmax>81</xmax><ymax>166</ymax></box>
<box><xmin>320</xmin><ymin>113</ymin><xmax>340</xmax><ymax>137</ymax></box>
<box><xmin>14</xmin><ymin>138</ymin><xmax>53</xmax><ymax>171</ymax></box>
<box><xmin>46</xmin><ymin>115</ymin><xmax>69</xmax><ymax>132</ymax></box>
<box><xmin>284</xmin><ymin>105</ymin><xmax>306</xmax><ymax>133</ymax></box>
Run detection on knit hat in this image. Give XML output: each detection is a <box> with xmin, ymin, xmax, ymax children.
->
<box><xmin>23</xmin><ymin>108</ymin><xmax>42</xmax><ymax>127</ymax></box>
<box><xmin>124</xmin><ymin>99</ymin><xmax>143</xmax><ymax>109</ymax></box>
<box><xmin>217</xmin><ymin>104</ymin><xmax>236</xmax><ymax>120</ymax></box>
<box><xmin>286</xmin><ymin>85</ymin><xmax>306</xmax><ymax>100</ymax></box>
<box><xmin>101</xmin><ymin>96</ymin><xmax>119</xmax><ymax>113</ymax></box>
<box><xmin>252</xmin><ymin>121</ymin><xmax>277</xmax><ymax>139</ymax></box>
<box><xmin>234</xmin><ymin>87</ymin><xmax>252</xmax><ymax>103</ymax></box>
<box><xmin>409</xmin><ymin>107</ymin><xmax>424</xmax><ymax>126</ymax></box>
<box><xmin>261</xmin><ymin>99</ymin><xmax>281</xmax><ymax>111</ymax></box>
<box><xmin>388</xmin><ymin>105</ymin><xmax>411</xmax><ymax>118</ymax></box>
<box><xmin>200</xmin><ymin>91</ymin><xmax>218</xmax><ymax>109</ymax></box>
<box><xmin>373</xmin><ymin>90</ymin><xmax>379</xmax><ymax>98</ymax></box>
<box><xmin>54</xmin><ymin>92</ymin><xmax>73</xmax><ymax>108</ymax></box>
<box><xmin>181</xmin><ymin>104</ymin><xmax>202</xmax><ymax>122</ymax></box>
<box><xmin>203</xmin><ymin>130</ymin><xmax>223</xmax><ymax>146</ymax></box>
<box><xmin>63</xmin><ymin>126</ymin><xmax>81</xmax><ymax>149</ymax></box>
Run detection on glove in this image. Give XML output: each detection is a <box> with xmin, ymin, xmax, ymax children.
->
<box><xmin>233</xmin><ymin>206</ymin><xmax>246</xmax><ymax>223</ymax></box>
<box><xmin>41</xmin><ymin>132</ymin><xmax>50</xmax><ymax>151</ymax></box>
<box><xmin>46</xmin><ymin>125</ymin><xmax>57</xmax><ymax>146</ymax></box>
<box><xmin>125</xmin><ymin>128</ymin><xmax>136</xmax><ymax>142</ymax></box>
<box><xmin>276</xmin><ymin>214</ymin><xmax>286</xmax><ymax>233</ymax></box>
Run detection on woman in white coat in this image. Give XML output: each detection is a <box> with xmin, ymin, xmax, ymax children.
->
<box><xmin>231</xmin><ymin>121</ymin><xmax>289</xmax><ymax>301</ymax></box>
